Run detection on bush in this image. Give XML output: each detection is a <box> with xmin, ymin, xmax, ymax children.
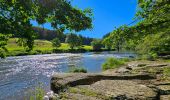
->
<box><xmin>29</xmin><ymin>83</ymin><xmax>45</xmax><ymax>100</ymax></box>
<box><xmin>69</xmin><ymin>67</ymin><xmax>87</xmax><ymax>73</ymax></box>
<box><xmin>52</xmin><ymin>38</ymin><xmax>61</xmax><ymax>49</ymax></box>
<box><xmin>91</xmin><ymin>39</ymin><xmax>103</xmax><ymax>51</ymax></box>
<box><xmin>0</xmin><ymin>51</ymin><xmax>6</xmax><ymax>58</ymax></box>
<box><xmin>141</xmin><ymin>53</ymin><xmax>158</xmax><ymax>61</ymax></box>
<box><xmin>65</xmin><ymin>33</ymin><xmax>82</xmax><ymax>49</ymax></box>
<box><xmin>102</xmin><ymin>57</ymin><xmax>125</xmax><ymax>71</ymax></box>
<box><xmin>120</xmin><ymin>58</ymin><xmax>130</xmax><ymax>62</ymax></box>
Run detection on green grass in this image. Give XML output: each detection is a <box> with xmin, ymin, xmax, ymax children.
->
<box><xmin>69</xmin><ymin>67</ymin><xmax>87</xmax><ymax>73</ymax></box>
<box><xmin>59</xmin><ymin>87</ymin><xmax>109</xmax><ymax>100</ymax></box>
<box><xmin>5</xmin><ymin>38</ymin><xmax>93</xmax><ymax>56</ymax></box>
<box><xmin>163</xmin><ymin>67</ymin><xmax>170</xmax><ymax>78</ymax></box>
<box><xmin>29</xmin><ymin>83</ymin><xmax>45</xmax><ymax>100</ymax></box>
<box><xmin>102</xmin><ymin>57</ymin><xmax>127</xmax><ymax>71</ymax></box>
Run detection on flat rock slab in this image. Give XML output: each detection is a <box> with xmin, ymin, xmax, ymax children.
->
<box><xmin>51</xmin><ymin>73</ymin><xmax>156</xmax><ymax>93</ymax></box>
<box><xmin>160</xmin><ymin>95</ymin><xmax>170</xmax><ymax>100</ymax></box>
<box><xmin>83</xmin><ymin>80</ymin><xmax>157</xmax><ymax>100</ymax></box>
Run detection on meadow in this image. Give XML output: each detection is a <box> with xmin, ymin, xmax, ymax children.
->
<box><xmin>6</xmin><ymin>38</ymin><xmax>93</xmax><ymax>56</ymax></box>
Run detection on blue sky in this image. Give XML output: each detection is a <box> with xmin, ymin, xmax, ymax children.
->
<box><xmin>32</xmin><ymin>0</ymin><xmax>137</xmax><ymax>38</ymax></box>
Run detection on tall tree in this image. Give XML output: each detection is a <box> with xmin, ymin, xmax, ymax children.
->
<box><xmin>0</xmin><ymin>0</ymin><xmax>92</xmax><ymax>57</ymax></box>
<box><xmin>65</xmin><ymin>33</ymin><xmax>82</xmax><ymax>49</ymax></box>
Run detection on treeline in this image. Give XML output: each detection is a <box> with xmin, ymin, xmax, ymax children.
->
<box><xmin>33</xmin><ymin>27</ymin><xmax>94</xmax><ymax>45</ymax></box>
<box><xmin>102</xmin><ymin>0</ymin><xmax>170</xmax><ymax>59</ymax></box>
<box><xmin>33</xmin><ymin>27</ymin><xmax>66</xmax><ymax>42</ymax></box>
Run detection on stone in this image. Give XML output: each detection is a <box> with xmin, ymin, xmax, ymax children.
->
<box><xmin>116</xmin><ymin>67</ymin><xmax>130</xmax><ymax>74</ymax></box>
<box><xmin>51</xmin><ymin>73</ymin><xmax>156</xmax><ymax>93</ymax></box>
<box><xmin>157</xmin><ymin>85</ymin><xmax>170</xmax><ymax>95</ymax></box>
<box><xmin>137</xmin><ymin>64</ymin><xmax>147</xmax><ymax>67</ymax></box>
<box><xmin>160</xmin><ymin>95</ymin><xmax>170</xmax><ymax>100</ymax></box>
<box><xmin>50</xmin><ymin>60</ymin><xmax>170</xmax><ymax>100</ymax></box>
<box><xmin>80</xmin><ymin>80</ymin><xmax>157</xmax><ymax>100</ymax></box>
<box><xmin>146</xmin><ymin>64</ymin><xmax>168</xmax><ymax>67</ymax></box>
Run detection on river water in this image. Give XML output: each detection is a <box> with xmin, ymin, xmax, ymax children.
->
<box><xmin>0</xmin><ymin>52</ymin><xmax>135</xmax><ymax>100</ymax></box>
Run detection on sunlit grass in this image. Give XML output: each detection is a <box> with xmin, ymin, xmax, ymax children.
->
<box><xmin>5</xmin><ymin>38</ymin><xmax>93</xmax><ymax>56</ymax></box>
<box><xmin>102</xmin><ymin>57</ymin><xmax>127</xmax><ymax>71</ymax></box>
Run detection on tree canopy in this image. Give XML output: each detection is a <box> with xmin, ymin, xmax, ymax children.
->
<box><xmin>0</xmin><ymin>0</ymin><xmax>93</xmax><ymax>57</ymax></box>
<box><xmin>65</xmin><ymin>33</ymin><xmax>82</xmax><ymax>49</ymax></box>
<box><xmin>102</xmin><ymin>0</ymin><xmax>170</xmax><ymax>57</ymax></box>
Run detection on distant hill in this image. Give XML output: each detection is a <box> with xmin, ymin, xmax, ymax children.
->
<box><xmin>33</xmin><ymin>27</ymin><xmax>94</xmax><ymax>45</ymax></box>
<box><xmin>33</xmin><ymin>27</ymin><xmax>66</xmax><ymax>42</ymax></box>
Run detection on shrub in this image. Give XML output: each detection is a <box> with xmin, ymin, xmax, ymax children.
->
<box><xmin>52</xmin><ymin>38</ymin><xmax>61</xmax><ymax>49</ymax></box>
<box><xmin>102</xmin><ymin>57</ymin><xmax>125</xmax><ymax>71</ymax></box>
<box><xmin>65</xmin><ymin>33</ymin><xmax>82</xmax><ymax>49</ymax></box>
<box><xmin>141</xmin><ymin>53</ymin><xmax>158</xmax><ymax>61</ymax></box>
<box><xmin>69</xmin><ymin>67</ymin><xmax>87</xmax><ymax>73</ymax></box>
<box><xmin>29</xmin><ymin>83</ymin><xmax>45</xmax><ymax>100</ymax></box>
<box><xmin>120</xmin><ymin>58</ymin><xmax>130</xmax><ymax>62</ymax></box>
<box><xmin>0</xmin><ymin>51</ymin><xmax>6</xmax><ymax>58</ymax></box>
<box><xmin>91</xmin><ymin>39</ymin><xmax>103</xmax><ymax>51</ymax></box>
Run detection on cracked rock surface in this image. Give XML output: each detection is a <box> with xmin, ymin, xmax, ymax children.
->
<box><xmin>51</xmin><ymin>60</ymin><xmax>170</xmax><ymax>100</ymax></box>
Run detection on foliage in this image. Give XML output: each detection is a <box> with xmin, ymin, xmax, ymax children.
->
<box><xmin>0</xmin><ymin>0</ymin><xmax>92</xmax><ymax>57</ymax></box>
<box><xmin>163</xmin><ymin>67</ymin><xmax>170</xmax><ymax>77</ymax></box>
<box><xmin>91</xmin><ymin>39</ymin><xmax>103</xmax><ymax>51</ymax></box>
<box><xmin>52</xmin><ymin>38</ymin><xmax>61</xmax><ymax>49</ymax></box>
<box><xmin>161</xmin><ymin>67</ymin><xmax>170</xmax><ymax>80</ymax></box>
<box><xmin>6</xmin><ymin>38</ymin><xmax>93</xmax><ymax>56</ymax></box>
<box><xmin>102</xmin><ymin>37</ymin><xmax>112</xmax><ymax>50</ymax></box>
<box><xmin>0</xmin><ymin>33</ymin><xmax>11</xmax><ymax>58</ymax></box>
<box><xmin>65</xmin><ymin>33</ymin><xmax>82</xmax><ymax>49</ymax></box>
<box><xmin>102</xmin><ymin>57</ymin><xmax>125</xmax><ymax>70</ymax></box>
<box><xmin>78</xmin><ymin>34</ymin><xmax>94</xmax><ymax>45</ymax></box>
<box><xmin>29</xmin><ymin>84</ymin><xmax>45</xmax><ymax>100</ymax></box>
<box><xmin>102</xmin><ymin>25</ymin><xmax>131</xmax><ymax>52</ymax></box>
<box><xmin>33</xmin><ymin>27</ymin><xmax>66</xmax><ymax>42</ymax></box>
<box><xmin>33</xmin><ymin>27</ymin><xmax>93</xmax><ymax>45</ymax></box>
<box><xmin>102</xmin><ymin>0</ymin><xmax>170</xmax><ymax>57</ymax></box>
<box><xmin>69</xmin><ymin>67</ymin><xmax>87</xmax><ymax>73</ymax></box>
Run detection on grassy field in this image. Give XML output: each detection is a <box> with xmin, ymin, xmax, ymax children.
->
<box><xmin>5</xmin><ymin>38</ymin><xmax>93</xmax><ymax>56</ymax></box>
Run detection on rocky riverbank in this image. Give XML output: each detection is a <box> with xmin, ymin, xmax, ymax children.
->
<box><xmin>50</xmin><ymin>60</ymin><xmax>170</xmax><ymax>100</ymax></box>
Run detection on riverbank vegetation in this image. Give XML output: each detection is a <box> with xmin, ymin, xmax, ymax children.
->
<box><xmin>5</xmin><ymin>38</ymin><xmax>93</xmax><ymax>56</ymax></box>
<box><xmin>69</xmin><ymin>67</ymin><xmax>87</xmax><ymax>73</ymax></box>
<box><xmin>102</xmin><ymin>57</ymin><xmax>131</xmax><ymax>70</ymax></box>
<box><xmin>0</xmin><ymin>0</ymin><xmax>169</xmax><ymax>59</ymax></box>
<box><xmin>102</xmin><ymin>0</ymin><xmax>170</xmax><ymax>60</ymax></box>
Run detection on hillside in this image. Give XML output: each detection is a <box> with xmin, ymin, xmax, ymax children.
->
<box><xmin>6</xmin><ymin>38</ymin><xmax>92</xmax><ymax>56</ymax></box>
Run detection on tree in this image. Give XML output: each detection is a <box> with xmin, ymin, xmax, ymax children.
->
<box><xmin>102</xmin><ymin>37</ymin><xmax>113</xmax><ymax>50</ymax></box>
<box><xmin>0</xmin><ymin>34</ymin><xmax>10</xmax><ymax>58</ymax></box>
<box><xmin>134</xmin><ymin>0</ymin><xmax>170</xmax><ymax>55</ymax></box>
<box><xmin>101</xmin><ymin>0</ymin><xmax>169</xmax><ymax>56</ymax></box>
<box><xmin>91</xmin><ymin>39</ymin><xmax>103</xmax><ymax>51</ymax></box>
<box><xmin>65</xmin><ymin>33</ymin><xmax>82</xmax><ymax>49</ymax></box>
<box><xmin>52</xmin><ymin>38</ymin><xmax>61</xmax><ymax>49</ymax></box>
<box><xmin>104</xmin><ymin>25</ymin><xmax>130</xmax><ymax>52</ymax></box>
<box><xmin>0</xmin><ymin>0</ymin><xmax>92</xmax><ymax>57</ymax></box>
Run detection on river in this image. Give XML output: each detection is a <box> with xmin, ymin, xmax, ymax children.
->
<box><xmin>0</xmin><ymin>52</ymin><xmax>135</xmax><ymax>100</ymax></box>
